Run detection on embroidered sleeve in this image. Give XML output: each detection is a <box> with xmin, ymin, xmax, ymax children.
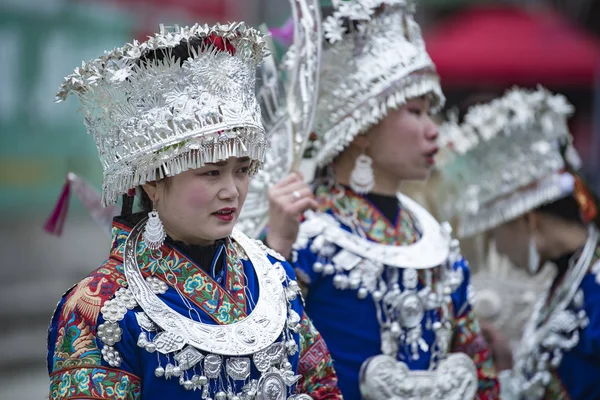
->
<box><xmin>296</xmin><ymin>312</ymin><xmax>342</xmax><ymax>399</ymax></box>
<box><xmin>450</xmin><ymin>259</ymin><xmax>500</xmax><ymax>400</ymax></box>
<box><xmin>47</xmin><ymin>267</ymin><xmax>141</xmax><ymax>400</ymax></box>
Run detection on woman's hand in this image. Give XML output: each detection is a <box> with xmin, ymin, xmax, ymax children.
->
<box><xmin>479</xmin><ymin>318</ymin><xmax>514</xmax><ymax>371</ymax></box>
<box><xmin>266</xmin><ymin>173</ymin><xmax>318</xmax><ymax>259</ymax></box>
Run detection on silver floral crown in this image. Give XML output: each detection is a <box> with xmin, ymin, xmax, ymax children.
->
<box><xmin>313</xmin><ymin>0</ymin><xmax>444</xmax><ymax>166</ymax></box>
<box><xmin>57</xmin><ymin>23</ymin><xmax>268</xmax><ymax>205</ymax></box>
<box><xmin>437</xmin><ymin>86</ymin><xmax>579</xmax><ymax>237</ymax></box>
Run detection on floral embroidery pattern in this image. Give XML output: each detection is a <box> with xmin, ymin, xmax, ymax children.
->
<box><xmin>49</xmin><ymin>366</ymin><xmax>141</xmax><ymax>400</ymax></box>
<box><xmin>52</xmin><ymin>262</ymin><xmax>126</xmax><ymax>371</ymax></box>
<box><xmin>315</xmin><ymin>185</ymin><xmax>419</xmax><ymax>245</ymax></box>
<box><xmin>110</xmin><ymin>222</ymin><xmax>248</xmax><ymax>324</ymax></box>
<box><xmin>226</xmin><ymin>240</ymin><xmax>248</xmax><ymax>314</ymax></box>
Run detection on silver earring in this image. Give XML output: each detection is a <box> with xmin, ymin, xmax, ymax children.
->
<box><xmin>350</xmin><ymin>153</ymin><xmax>375</xmax><ymax>194</ymax></box>
<box><xmin>144</xmin><ymin>206</ymin><xmax>166</xmax><ymax>250</ymax></box>
<box><xmin>527</xmin><ymin>236</ymin><xmax>540</xmax><ymax>275</ymax></box>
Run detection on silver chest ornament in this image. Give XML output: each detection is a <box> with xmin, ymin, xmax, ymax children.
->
<box><xmin>295</xmin><ymin>192</ymin><xmax>477</xmax><ymax>398</ymax></box>
<box><xmin>359</xmin><ymin>353</ymin><xmax>478</xmax><ymax>400</ymax></box>
<box><xmin>500</xmin><ymin>226</ymin><xmax>599</xmax><ymax>400</ymax></box>
<box><xmin>100</xmin><ymin>218</ymin><xmax>311</xmax><ymax>400</ymax></box>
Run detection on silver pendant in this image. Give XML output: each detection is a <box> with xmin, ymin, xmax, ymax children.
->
<box><xmin>153</xmin><ymin>331</ymin><xmax>186</xmax><ymax>354</ymax></box>
<box><xmin>226</xmin><ymin>357</ymin><xmax>251</xmax><ymax>381</ymax></box>
<box><xmin>360</xmin><ymin>353</ymin><xmax>478</xmax><ymax>400</ymax></box>
<box><xmin>253</xmin><ymin>342</ymin><xmax>285</xmax><ymax>373</ymax></box>
<box><xmin>174</xmin><ymin>346</ymin><xmax>205</xmax><ymax>370</ymax></box>
<box><xmin>398</xmin><ymin>293</ymin><xmax>425</xmax><ymax>329</ymax></box>
<box><xmin>204</xmin><ymin>354</ymin><xmax>223</xmax><ymax>379</ymax></box>
<box><xmin>136</xmin><ymin>312</ymin><xmax>158</xmax><ymax>332</ymax></box>
<box><xmin>257</xmin><ymin>372</ymin><xmax>286</xmax><ymax>400</ymax></box>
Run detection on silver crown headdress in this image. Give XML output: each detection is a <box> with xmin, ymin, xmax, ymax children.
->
<box><xmin>57</xmin><ymin>23</ymin><xmax>268</xmax><ymax>206</ymax></box>
<box><xmin>313</xmin><ymin>0</ymin><xmax>444</xmax><ymax>166</ymax></box>
<box><xmin>437</xmin><ymin>86</ymin><xmax>578</xmax><ymax>238</ymax></box>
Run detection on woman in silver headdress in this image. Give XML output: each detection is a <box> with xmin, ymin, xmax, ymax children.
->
<box><xmin>438</xmin><ymin>86</ymin><xmax>600</xmax><ymax>400</ymax></box>
<box><xmin>262</xmin><ymin>1</ymin><xmax>499</xmax><ymax>399</ymax></box>
<box><xmin>46</xmin><ymin>23</ymin><xmax>342</xmax><ymax>400</ymax></box>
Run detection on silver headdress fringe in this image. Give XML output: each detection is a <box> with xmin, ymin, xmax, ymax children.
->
<box><xmin>437</xmin><ymin>86</ymin><xmax>577</xmax><ymax>237</ymax></box>
<box><xmin>314</xmin><ymin>0</ymin><xmax>444</xmax><ymax>166</ymax></box>
<box><xmin>458</xmin><ymin>172</ymin><xmax>574</xmax><ymax>238</ymax></box>
<box><xmin>56</xmin><ymin>23</ymin><xmax>268</xmax><ymax>205</ymax></box>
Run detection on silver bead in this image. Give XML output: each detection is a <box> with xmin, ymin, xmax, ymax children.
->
<box><xmin>286</xmin><ymin>339</ymin><xmax>299</xmax><ymax>355</ymax></box>
<box><xmin>154</xmin><ymin>366</ymin><xmax>165</xmax><ymax>377</ymax></box>
<box><xmin>323</xmin><ymin>264</ymin><xmax>335</xmax><ymax>275</ymax></box>
<box><xmin>286</xmin><ymin>290</ymin><xmax>297</xmax><ymax>301</ymax></box>
<box><xmin>282</xmin><ymin>361</ymin><xmax>292</xmax><ymax>370</ymax></box>
<box><xmin>215</xmin><ymin>391</ymin><xmax>227</xmax><ymax>400</ymax></box>
<box><xmin>198</xmin><ymin>375</ymin><xmax>208</xmax><ymax>385</ymax></box>
<box><xmin>372</xmin><ymin>290</ymin><xmax>383</xmax><ymax>301</ymax></box>
<box><xmin>145</xmin><ymin>342</ymin><xmax>157</xmax><ymax>353</ymax></box>
<box><xmin>172</xmin><ymin>365</ymin><xmax>182</xmax><ymax>377</ymax></box>
<box><xmin>349</xmin><ymin>279</ymin><xmax>361</xmax><ymax>290</ymax></box>
<box><xmin>391</xmin><ymin>322</ymin><xmax>401</xmax><ymax>336</ymax></box>
<box><xmin>137</xmin><ymin>332</ymin><xmax>148</xmax><ymax>347</ymax></box>
<box><xmin>183</xmin><ymin>380</ymin><xmax>193</xmax><ymax>390</ymax></box>
<box><xmin>313</xmin><ymin>262</ymin><xmax>324</xmax><ymax>273</ymax></box>
<box><xmin>357</xmin><ymin>287</ymin><xmax>368</xmax><ymax>299</ymax></box>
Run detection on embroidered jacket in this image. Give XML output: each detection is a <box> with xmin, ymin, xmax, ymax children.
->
<box><xmin>293</xmin><ymin>185</ymin><xmax>499</xmax><ymax>400</ymax></box>
<box><xmin>47</xmin><ymin>220</ymin><xmax>341</xmax><ymax>400</ymax></box>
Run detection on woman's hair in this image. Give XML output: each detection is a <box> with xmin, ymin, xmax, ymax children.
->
<box><xmin>137</xmin><ymin>36</ymin><xmax>205</xmax><ymax>68</ymax></box>
<box><xmin>536</xmin><ymin>194</ymin><xmax>585</xmax><ymax>225</ymax></box>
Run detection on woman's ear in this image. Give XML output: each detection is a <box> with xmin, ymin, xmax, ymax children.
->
<box><xmin>525</xmin><ymin>211</ymin><xmax>540</xmax><ymax>234</ymax></box>
<box><xmin>142</xmin><ymin>182</ymin><xmax>158</xmax><ymax>203</ymax></box>
<box><xmin>352</xmin><ymin>134</ymin><xmax>370</xmax><ymax>151</ymax></box>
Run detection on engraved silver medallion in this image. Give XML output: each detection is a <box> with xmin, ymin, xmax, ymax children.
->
<box><xmin>226</xmin><ymin>357</ymin><xmax>251</xmax><ymax>381</ymax></box>
<box><xmin>153</xmin><ymin>331</ymin><xmax>186</xmax><ymax>354</ymax></box>
<box><xmin>257</xmin><ymin>372</ymin><xmax>286</xmax><ymax>400</ymax></box>
<box><xmin>135</xmin><ymin>312</ymin><xmax>158</xmax><ymax>332</ymax></box>
<box><xmin>253</xmin><ymin>342</ymin><xmax>284</xmax><ymax>373</ymax></box>
<box><xmin>235</xmin><ymin>326</ymin><xmax>258</xmax><ymax>346</ymax></box>
<box><xmin>204</xmin><ymin>354</ymin><xmax>223</xmax><ymax>379</ymax></box>
<box><xmin>398</xmin><ymin>293</ymin><xmax>425</xmax><ymax>329</ymax></box>
<box><xmin>174</xmin><ymin>346</ymin><xmax>204</xmax><ymax>370</ymax></box>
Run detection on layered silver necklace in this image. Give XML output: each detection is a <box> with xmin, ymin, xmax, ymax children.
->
<box><xmin>98</xmin><ymin>219</ymin><xmax>310</xmax><ymax>400</ymax></box>
<box><xmin>500</xmin><ymin>225</ymin><xmax>599</xmax><ymax>400</ymax></box>
<box><xmin>294</xmin><ymin>189</ymin><xmax>478</xmax><ymax>399</ymax></box>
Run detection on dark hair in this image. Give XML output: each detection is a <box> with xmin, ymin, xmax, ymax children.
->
<box><xmin>536</xmin><ymin>194</ymin><xmax>584</xmax><ymax>225</ymax></box>
<box><xmin>137</xmin><ymin>36</ymin><xmax>205</xmax><ymax>68</ymax></box>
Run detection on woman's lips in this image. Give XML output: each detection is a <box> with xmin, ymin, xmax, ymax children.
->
<box><xmin>213</xmin><ymin>208</ymin><xmax>236</xmax><ymax>221</ymax></box>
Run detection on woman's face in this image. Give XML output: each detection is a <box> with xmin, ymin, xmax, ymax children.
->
<box><xmin>147</xmin><ymin>157</ymin><xmax>251</xmax><ymax>245</ymax></box>
<box><xmin>492</xmin><ymin>215</ymin><xmax>531</xmax><ymax>270</ymax></box>
<box><xmin>366</xmin><ymin>97</ymin><xmax>439</xmax><ymax>181</ymax></box>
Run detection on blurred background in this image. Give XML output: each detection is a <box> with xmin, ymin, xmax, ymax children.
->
<box><xmin>0</xmin><ymin>0</ymin><xmax>598</xmax><ymax>398</ymax></box>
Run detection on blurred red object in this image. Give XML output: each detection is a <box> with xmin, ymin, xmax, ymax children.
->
<box><xmin>425</xmin><ymin>5</ymin><xmax>600</xmax><ymax>87</ymax></box>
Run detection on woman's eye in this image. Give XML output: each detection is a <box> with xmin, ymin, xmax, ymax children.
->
<box><xmin>203</xmin><ymin>170</ymin><xmax>220</xmax><ymax>177</ymax></box>
<box><xmin>238</xmin><ymin>166</ymin><xmax>250</xmax><ymax>174</ymax></box>
<box><xmin>408</xmin><ymin>108</ymin><xmax>423</xmax><ymax>116</ymax></box>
